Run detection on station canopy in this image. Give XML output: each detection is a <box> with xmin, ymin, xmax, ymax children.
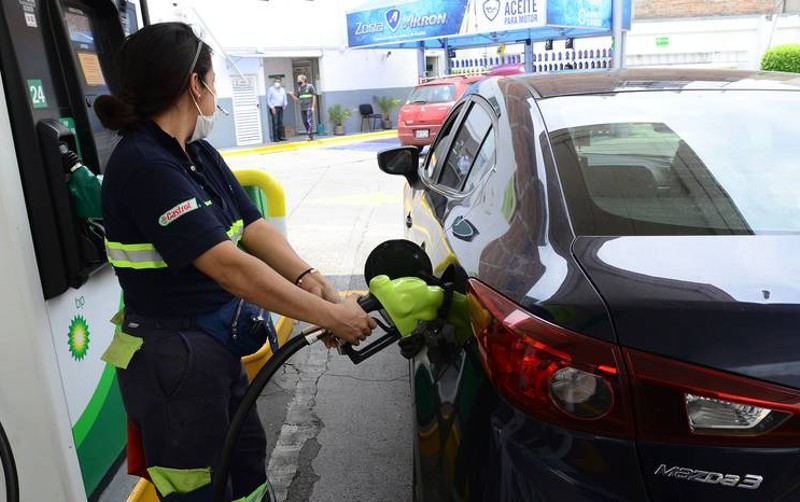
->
<box><xmin>347</xmin><ymin>0</ymin><xmax>633</xmax><ymax>50</ymax></box>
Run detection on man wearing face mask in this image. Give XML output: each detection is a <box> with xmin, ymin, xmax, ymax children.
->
<box><xmin>95</xmin><ymin>23</ymin><xmax>375</xmax><ymax>502</ymax></box>
<box><xmin>266</xmin><ymin>77</ymin><xmax>287</xmax><ymax>142</ymax></box>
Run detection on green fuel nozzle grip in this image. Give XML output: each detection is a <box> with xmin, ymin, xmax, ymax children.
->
<box><xmin>368</xmin><ymin>275</ymin><xmax>445</xmax><ymax>337</ymax></box>
<box><xmin>342</xmin><ymin>276</ymin><xmax>454</xmax><ymax>364</ymax></box>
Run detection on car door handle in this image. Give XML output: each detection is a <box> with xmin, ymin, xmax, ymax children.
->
<box><xmin>405</xmin><ymin>213</ymin><xmax>413</xmax><ymax>228</ymax></box>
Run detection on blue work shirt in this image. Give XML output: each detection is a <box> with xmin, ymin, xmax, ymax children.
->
<box><xmin>102</xmin><ymin>120</ymin><xmax>262</xmax><ymax>317</ymax></box>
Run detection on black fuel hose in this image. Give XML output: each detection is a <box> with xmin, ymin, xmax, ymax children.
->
<box><xmin>212</xmin><ymin>295</ymin><xmax>379</xmax><ymax>502</ymax></box>
<box><xmin>0</xmin><ymin>419</ymin><xmax>19</xmax><ymax>502</ymax></box>
<box><xmin>211</xmin><ymin>332</ymin><xmax>310</xmax><ymax>502</ymax></box>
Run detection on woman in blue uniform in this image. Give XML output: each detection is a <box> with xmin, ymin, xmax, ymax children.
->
<box><xmin>95</xmin><ymin>22</ymin><xmax>375</xmax><ymax>502</ymax></box>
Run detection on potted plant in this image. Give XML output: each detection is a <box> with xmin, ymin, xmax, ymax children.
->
<box><xmin>328</xmin><ymin>104</ymin><xmax>353</xmax><ymax>135</ymax></box>
<box><xmin>375</xmin><ymin>96</ymin><xmax>402</xmax><ymax>129</ymax></box>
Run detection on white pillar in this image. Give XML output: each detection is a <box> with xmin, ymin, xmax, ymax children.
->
<box><xmin>443</xmin><ymin>40</ymin><xmax>452</xmax><ymax>75</ymax></box>
<box><xmin>524</xmin><ymin>39</ymin><xmax>534</xmax><ymax>73</ymax></box>
<box><xmin>417</xmin><ymin>42</ymin><xmax>426</xmax><ymax>82</ymax></box>
<box><xmin>612</xmin><ymin>0</ymin><xmax>624</xmax><ymax>68</ymax></box>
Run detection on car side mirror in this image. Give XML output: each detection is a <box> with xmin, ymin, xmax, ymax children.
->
<box><xmin>377</xmin><ymin>147</ymin><xmax>420</xmax><ymax>188</ymax></box>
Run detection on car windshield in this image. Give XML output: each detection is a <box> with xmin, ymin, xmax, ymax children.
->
<box><xmin>540</xmin><ymin>90</ymin><xmax>800</xmax><ymax>236</ymax></box>
<box><xmin>407</xmin><ymin>84</ymin><xmax>456</xmax><ymax>104</ymax></box>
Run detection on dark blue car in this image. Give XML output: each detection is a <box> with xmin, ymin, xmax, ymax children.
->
<box><xmin>377</xmin><ymin>69</ymin><xmax>800</xmax><ymax>501</ymax></box>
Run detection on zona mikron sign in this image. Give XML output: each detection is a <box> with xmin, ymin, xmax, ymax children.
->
<box><xmin>347</xmin><ymin>0</ymin><xmax>633</xmax><ymax>48</ymax></box>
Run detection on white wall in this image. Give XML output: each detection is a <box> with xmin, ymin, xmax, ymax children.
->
<box><xmin>320</xmin><ymin>48</ymin><xmax>419</xmax><ymax>92</ymax></box>
<box><xmin>625</xmin><ymin>14</ymin><xmax>800</xmax><ymax>69</ymax></box>
<box><xmin>148</xmin><ymin>0</ymin><xmax>344</xmax><ymax>49</ymax></box>
<box><xmin>146</xmin><ymin>0</ymin><xmax>421</xmax><ymax>94</ymax></box>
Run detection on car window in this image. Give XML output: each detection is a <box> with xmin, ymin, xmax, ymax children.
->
<box><xmin>407</xmin><ymin>84</ymin><xmax>456</xmax><ymax>104</ymax></box>
<box><xmin>426</xmin><ymin>102</ymin><xmax>465</xmax><ymax>181</ymax></box>
<box><xmin>463</xmin><ymin>131</ymin><xmax>496</xmax><ymax>193</ymax></box>
<box><xmin>540</xmin><ymin>91</ymin><xmax>800</xmax><ymax>235</ymax></box>
<box><xmin>438</xmin><ymin>103</ymin><xmax>493</xmax><ymax>190</ymax></box>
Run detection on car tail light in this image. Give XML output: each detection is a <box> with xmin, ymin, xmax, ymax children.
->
<box><xmin>467</xmin><ymin>279</ymin><xmax>634</xmax><ymax>438</ymax></box>
<box><xmin>625</xmin><ymin>349</ymin><xmax>800</xmax><ymax>446</ymax></box>
<box><xmin>468</xmin><ymin>279</ymin><xmax>800</xmax><ymax>446</ymax></box>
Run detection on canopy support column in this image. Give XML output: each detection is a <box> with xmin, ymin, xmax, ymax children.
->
<box><xmin>524</xmin><ymin>39</ymin><xmax>534</xmax><ymax>73</ymax></box>
<box><xmin>417</xmin><ymin>42</ymin><xmax>426</xmax><ymax>82</ymax></box>
<box><xmin>443</xmin><ymin>39</ymin><xmax>452</xmax><ymax>76</ymax></box>
<box><xmin>612</xmin><ymin>0</ymin><xmax>624</xmax><ymax>68</ymax></box>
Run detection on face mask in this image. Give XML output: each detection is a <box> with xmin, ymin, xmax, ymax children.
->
<box><xmin>189</xmin><ymin>81</ymin><xmax>217</xmax><ymax>143</ymax></box>
<box><xmin>274</xmin><ymin>82</ymin><xmax>281</xmax><ymax>88</ymax></box>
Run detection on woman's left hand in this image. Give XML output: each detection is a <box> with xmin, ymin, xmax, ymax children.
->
<box><xmin>299</xmin><ymin>271</ymin><xmax>341</xmax><ymax>348</ymax></box>
<box><xmin>299</xmin><ymin>271</ymin><xmax>340</xmax><ymax>304</ymax></box>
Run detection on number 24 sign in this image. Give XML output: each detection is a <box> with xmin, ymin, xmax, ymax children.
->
<box><xmin>27</xmin><ymin>79</ymin><xmax>48</xmax><ymax>109</ymax></box>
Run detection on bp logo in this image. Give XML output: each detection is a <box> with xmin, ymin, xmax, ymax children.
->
<box><xmin>483</xmin><ymin>0</ymin><xmax>500</xmax><ymax>21</ymax></box>
<box><xmin>68</xmin><ymin>315</ymin><xmax>90</xmax><ymax>361</ymax></box>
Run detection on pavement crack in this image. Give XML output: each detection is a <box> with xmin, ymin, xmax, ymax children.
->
<box><xmin>322</xmin><ymin>373</ymin><xmax>407</xmax><ymax>383</ymax></box>
<box><xmin>268</xmin><ymin>347</ymin><xmax>328</xmax><ymax>502</ymax></box>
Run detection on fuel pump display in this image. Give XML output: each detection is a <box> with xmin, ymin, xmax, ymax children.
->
<box><xmin>0</xmin><ymin>0</ymin><xmax>143</xmax><ymax>499</ymax></box>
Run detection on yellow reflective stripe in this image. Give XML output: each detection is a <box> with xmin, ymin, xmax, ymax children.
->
<box><xmin>147</xmin><ymin>466</ymin><xmax>211</xmax><ymax>497</ymax></box>
<box><xmin>105</xmin><ymin>239</ymin><xmax>167</xmax><ymax>269</ymax></box>
<box><xmin>227</xmin><ymin>219</ymin><xmax>245</xmax><ymax>246</ymax></box>
<box><xmin>108</xmin><ymin>259</ymin><xmax>169</xmax><ymax>270</ymax></box>
<box><xmin>106</xmin><ymin>220</ymin><xmax>244</xmax><ymax>269</ymax></box>
<box><xmin>232</xmin><ymin>480</ymin><xmax>269</xmax><ymax>502</ymax></box>
<box><xmin>104</xmin><ymin>240</ymin><xmax>157</xmax><ymax>252</ymax></box>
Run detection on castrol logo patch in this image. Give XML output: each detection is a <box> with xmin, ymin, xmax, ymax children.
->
<box><xmin>159</xmin><ymin>198</ymin><xmax>199</xmax><ymax>226</ymax></box>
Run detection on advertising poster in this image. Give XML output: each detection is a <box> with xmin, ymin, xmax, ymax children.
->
<box><xmin>347</xmin><ymin>0</ymin><xmax>468</xmax><ymax>48</ymax></box>
<box><xmin>346</xmin><ymin>0</ymin><xmax>632</xmax><ymax>48</ymax></box>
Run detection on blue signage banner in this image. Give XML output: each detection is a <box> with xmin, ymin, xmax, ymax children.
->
<box><xmin>347</xmin><ymin>0</ymin><xmax>468</xmax><ymax>48</ymax></box>
<box><xmin>346</xmin><ymin>0</ymin><xmax>633</xmax><ymax>48</ymax></box>
<box><xmin>547</xmin><ymin>0</ymin><xmax>632</xmax><ymax>30</ymax></box>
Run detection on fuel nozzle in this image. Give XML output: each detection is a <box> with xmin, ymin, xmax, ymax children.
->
<box><xmin>59</xmin><ymin>142</ymin><xmax>82</xmax><ymax>173</ymax></box>
<box><xmin>339</xmin><ymin>275</ymin><xmax>447</xmax><ymax>364</ymax></box>
<box><xmin>60</xmin><ymin>143</ymin><xmax>103</xmax><ymax>219</ymax></box>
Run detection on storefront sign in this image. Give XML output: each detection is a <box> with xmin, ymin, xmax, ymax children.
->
<box><xmin>347</xmin><ymin>0</ymin><xmax>633</xmax><ymax>48</ymax></box>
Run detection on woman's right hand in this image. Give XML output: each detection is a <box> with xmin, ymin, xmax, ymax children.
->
<box><xmin>326</xmin><ymin>295</ymin><xmax>376</xmax><ymax>345</ymax></box>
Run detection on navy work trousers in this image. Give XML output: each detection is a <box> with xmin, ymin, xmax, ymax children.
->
<box><xmin>117</xmin><ymin>310</ymin><xmax>268</xmax><ymax>501</ymax></box>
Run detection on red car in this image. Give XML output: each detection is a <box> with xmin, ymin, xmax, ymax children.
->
<box><xmin>398</xmin><ymin>75</ymin><xmax>484</xmax><ymax>148</ymax></box>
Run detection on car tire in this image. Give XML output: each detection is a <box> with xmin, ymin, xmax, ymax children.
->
<box><xmin>0</xmin><ymin>420</ymin><xmax>19</xmax><ymax>502</ymax></box>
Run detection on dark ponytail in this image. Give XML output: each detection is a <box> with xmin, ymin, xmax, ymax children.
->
<box><xmin>94</xmin><ymin>22</ymin><xmax>213</xmax><ymax>132</ymax></box>
<box><xmin>94</xmin><ymin>94</ymin><xmax>138</xmax><ymax>131</ymax></box>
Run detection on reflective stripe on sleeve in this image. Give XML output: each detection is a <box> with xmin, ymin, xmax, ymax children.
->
<box><xmin>227</xmin><ymin>219</ymin><xmax>245</xmax><ymax>246</ymax></box>
<box><xmin>105</xmin><ymin>219</ymin><xmax>245</xmax><ymax>269</ymax></box>
<box><xmin>105</xmin><ymin>240</ymin><xmax>168</xmax><ymax>269</ymax></box>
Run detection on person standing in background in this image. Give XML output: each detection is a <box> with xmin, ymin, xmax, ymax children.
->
<box><xmin>289</xmin><ymin>74</ymin><xmax>316</xmax><ymax>141</ymax></box>
<box><xmin>266</xmin><ymin>77</ymin><xmax>287</xmax><ymax>142</ymax></box>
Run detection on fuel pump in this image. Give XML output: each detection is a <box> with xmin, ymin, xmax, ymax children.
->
<box><xmin>0</xmin><ymin>0</ymin><xmax>145</xmax><ymax>499</ymax></box>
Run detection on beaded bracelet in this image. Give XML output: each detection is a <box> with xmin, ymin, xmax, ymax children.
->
<box><xmin>294</xmin><ymin>267</ymin><xmax>316</xmax><ymax>286</ymax></box>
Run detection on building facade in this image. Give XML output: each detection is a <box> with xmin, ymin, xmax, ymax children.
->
<box><xmin>146</xmin><ymin>0</ymin><xmax>800</xmax><ymax>149</ymax></box>
<box><xmin>148</xmin><ymin>0</ymin><xmax>420</xmax><ymax>149</ymax></box>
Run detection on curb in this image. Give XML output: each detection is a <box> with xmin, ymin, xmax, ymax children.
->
<box><xmin>221</xmin><ymin>129</ymin><xmax>398</xmax><ymax>158</ymax></box>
